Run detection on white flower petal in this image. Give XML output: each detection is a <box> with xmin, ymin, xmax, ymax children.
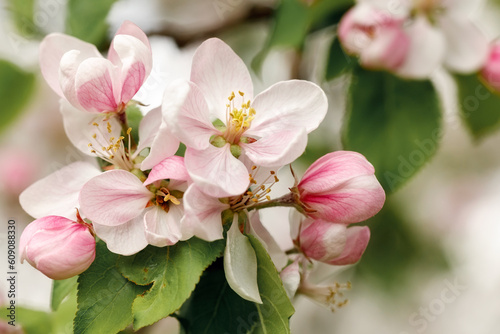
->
<box><xmin>144</xmin><ymin>206</ymin><xmax>183</xmax><ymax>247</ymax></box>
<box><xmin>93</xmin><ymin>214</ymin><xmax>148</xmax><ymax>256</ymax></box>
<box><xmin>19</xmin><ymin>161</ymin><xmax>101</xmax><ymax>220</ymax></box>
<box><xmin>224</xmin><ymin>215</ymin><xmax>262</xmax><ymax>304</ymax></box>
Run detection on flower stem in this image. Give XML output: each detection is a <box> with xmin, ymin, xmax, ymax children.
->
<box><xmin>248</xmin><ymin>192</ymin><xmax>300</xmax><ymax>211</ymax></box>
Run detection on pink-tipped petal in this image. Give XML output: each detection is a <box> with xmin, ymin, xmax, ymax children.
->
<box><xmin>163</xmin><ymin>80</ymin><xmax>216</xmax><ymax>151</ymax></box>
<box><xmin>39</xmin><ymin>33</ymin><xmax>101</xmax><ymax>97</ymax></box>
<box><xmin>298</xmin><ymin>151</ymin><xmax>385</xmax><ymax>224</ymax></box>
<box><xmin>242</xmin><ymin>128</ymin><xmax>307</xmax><ymax>167</ymax></box>
<box><xmin>19</xmin><ymin>161</ymin><xmax>101</xmax><ymax>220</ymax></box>
<box><xmin>110</xmin><ymin>34</ymin><xmax>152</xmax><ymax>102</ymax></box>
<box><xmin>190</xmin><ymin>38</ymin><xmax>254</xmax><ymax>121</ymax></box>
<box><xmin>300</xmin><ymin>220</ymin><xmax>347</xmax><ymax>263</ymax></box>
<box><xmin>327</xmin><ymin>226</ymin><xmax>370</xmax><ymax>265</ymax></box>
<box><xmin>93</xmin><ymin>214</ymin><xmax>148</xmax><ymax>256</ymax></box>
<box><xmin>181</xmin><ymin>184</ymin><xmax>228</xmax><ymax>241</ymax></box>
<box><xmin>144</xmin><ymin>205</ymin><xmax>183</xmax><ymax>247</ymax></box>
<box><xmin>185</xmin><ymin>145</ymin><xmax>249</xmax><ymax>197</ymax></box>
<box><xmin>299</xmin><ymin>151</ymin><xmax>375</xmax><ymax>195</ymax></box>
<box><xmin>79</xmin><ymin>170</ymin><xmax>153</xmax><ymax>226</ymax></box>
<box><xmin>74</xmin><ymin>58</ymin><xmax>121</xmax><ymax>112</ymax></box>
<box><xmin>248</xmin><ymin>80</ymin><xmax>327</xmax><ymax>137</ymax></box>
<box><xmin>144</xmin><ymin>156</ymin><xmax>190</xmax><ymax>185</ymax></box>
<box><xmin>21</xmin><ymin>216</ymin><xmax>95</xmax><ymax>280</ymax></box>
<box><xmin>110</xmin><ymin>21</ymin><xmax>151</xmax><ymax>58</ymax></box>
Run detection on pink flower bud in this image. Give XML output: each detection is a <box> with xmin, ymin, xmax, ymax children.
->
<box><xmin>481</xmin><ymin>42</ymin><xmax>500</xmax><ymax>92</ymax></box>
<box><xmin>297</xmin><ymin>151</ymin><xmax>385</xmax><ymax>224</ymax></box>
<box><xmin>338</xmin><ymin>4</ymin><xmax>410</xmax><ymax>71</ymax></box>
<box><xmin>20</xmin><ymin>216</ymin><xmax>96</xmax><ymax>280</ymax></box>
<box><xmin>299</xmin><ymin>219</ymin><xmax>347</xmax><ymax>262</ymax></box>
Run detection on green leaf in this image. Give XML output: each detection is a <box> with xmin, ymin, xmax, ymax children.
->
<box><xmin>117</xmin><ymin>239</ymin><xmax>225</xmax><ymax>329</ymax></box>
<box><xmin>454</xmin><ymin>73</ymin><xmax>500</xmax><ymax>140</ymax></box>
<box><xmin>325</xmin><ymin>37</ymin><xmax>354</xmax><ymax>80</ymax></box>
<box><xmin>178</xmin><ymin>260</ymin><xmax>259</xmax><ymax>334</ymax></box>
<box><xmin>125</xmin><ymin>104</ymin><xmax>143</xmax><ymax>145</ymax></box>
<box><xmin>0</xmin><ymin>60</ymin><xmax>36</xmax><ymax>134</ymax></box>
<box><xmin>247</xmin><ymin>235</ymin><xmax>294</xmax><ymax>334</ymax></box>
<box><xmin>343</xmin><ymin>67</ymin><xmax>442</xmax><ymax>193</ymax></box>
<box><xmin>6</xmin><ymin>0</ymin><xmax>36</xmax><ymax>36</ymax></box>
<box><xmin>51</xmin><ymin>276</ymin><xmax>78</xmax><ymax>311</ymax></box>
<box><xmin>66</xmin><ymin>0</ymin><xmax>118</xmax><ymax>46</ymax></box>
<box><xmin>253</xmin><ymin>0</ymin><xmax>353</xmax><ymax>73</ymax></box>
<box><xmin>74</xmin><ymin>241</ymin><xmax>149</xmax><ymax>334</ymax></box>
<box><xmin>179</xmin><ymin>237</ymin><xmax>294</xmax><ymax>334</ymax></box>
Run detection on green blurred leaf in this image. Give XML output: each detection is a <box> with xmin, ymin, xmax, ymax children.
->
<box><xmin>253</xmin><ymin>0</ymin><xmax>353</xmax><ymax>73</ymax></box>
<box><xmin>117</xmin><ymin>239</ymin><xmax>225</xmax><ymax>329</ymax></box>
<box><xmin>0</xmin><ymin>60</ymin><xmax>36</xmax><ymax>135</ymax></box>
<box><xmin>51</xmin><ymin>276</ymin><xmax>78</xmax><ymax>311</ymax></box>
<box><xmin>325</xmin><ymin>37</ymin><xmax>354</xmax><ymax>80</ymax></box>
<box><xmin>179</xmin><ymin>237</ymin><xmax>294</xmax><ymax>334</ymax></box>
<box><xmin>356</xmin><ymin>200</ymin><xmax>449</xmax><ymax>292</ymax></box>
<box><xmin>66</xmin><ymin>0</ymin><xmax>118</xmax><ymax>46</ymax></box>
<box><xmin>343</xmin><ymin>67</ymin><xmax>442</xmax><ymax>193</ymax></box>
<box><xmin>247</xmin><ymin>235</ymin><xmax>294</xmax><ymax>334</ymax></box>
<box><xmin>178</xmin><ymin>260</ymin><xmax>259</xmax><ymax>334</ymax></box>
<box><xmin>125</xmin><ymin>104</ymin><xmax>143</xmax><ymax>145</ymax></box>
<box><xmin>454</xmin><ymin>73</ymin><xmax>500</xmax><ymax>140</ymax></box>
<box><xmin>74</xmin><ymin>241</ymin><xmax>149</xmax><ymax>334</ymax></box>
<box><xmin>6</xmin><ymin>0</ymin><xmax>36</xmax><ymax>36</ymax></box>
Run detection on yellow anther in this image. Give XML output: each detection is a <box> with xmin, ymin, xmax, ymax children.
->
<box><xmin>251</xmin><ymin>198</ymin><xmax>259</xmax><ymax>203</ymax></box>
<box><xmin>88</xmin><ymin>143</ymin><xmax>93</xmax><ymax>147</ymax></box>
<box><xmin>228</xmin><ymin>92</ymin><xmax>235</xmax><ymax>101</ymax></box>
<box><xmin>238</xmin><ymin>91</ymin><xmax>244</xmax><ymax>96</ymax></box>
<box><xmin>270</xmin><ymin>171</ymin><xmax>275</xmax><ymax>175</ymax></box>
<box><xmin>90</xmin><ymin>150</ymin><xmax>96</xmax><ymax>153</ymax></box>
<box><xmin>266</xmin><ymin>195</ymin><xmax>271</xmax><ymax>201</ymax></box>
<box><xmin>247</xmin><ymin>191</ymin><xmax>253</xmax><ymax>196</ymax></box>
<box><xmin>127</xmin><ymin>127</ymin><xmax>132</xmax><ymax>135</ymax></box>
<box><xmin>260</xmin><ymin>185</ymin><xmax>265</xmax><ymax>190</ymax></box>
<box><xmin>249</xmin><ymin>108</ymin><xmax>256</xmax><ymax>116</ymax></box>
<box><xmin>92</xmin><ymin>133</ymin><xmax>97</xmax><ymax>139</ymax></box>
<box><xmin>92</xmin><ymin>122</ymin><xmax>99</xmax><ymax>126</ymax></box>
<box><xmin>274</xmin><ymin>176</ymin><xmax>279</xmax><ymax>182</ymax></box>
<box><xmin>246</xmin><ymin>100</ymin><xmax>251</xmax><ymax>108</ymax></box>
<box><xmin>266</xmin><ymin>188</ymin><xmax>271</xmax><ymax>193</ymax></box>
<box><xmin>110</xmin><ymin>137</ymin><xmax>115</xmax><ymax>141</ymax></box>
<box><xmin>101</xmin><ymin>147</ymin><xmax>106</xmax><ymax>151</ymax></box>
<box><xmin>252</xmin><ymin>166</ymin><xmax>257</xmax><ymax>170</ymax></box>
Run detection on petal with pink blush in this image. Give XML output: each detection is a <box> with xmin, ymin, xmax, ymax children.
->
<box><xmin>79</xmin><ymin>170</ymin><xmax>153</xmax><ymax>226</ymax></box>
<box><xmin>327</xmin><ymin>226</ymin><xmax>370</xmax><ymax>265</ymax></box>
<box><xmin>108</xmin><ymin>21</ymin><xmax>151</xmax><ymax>64</ymax></box>
<box><xmin>93</xmin><ymin>214</ymin><xmax>149</xmax><ymax>256</ymax></box>
<box><xmin>144</xmin><ymin>156</ymin><xmax>189</xmax><ymax>185</ymax></box>
<box><xmin>242</xmin><ymin>128</ymin><xmax>307</xmax><ymax>167</ymax></box>
<box><xmin>440</xmin><ymin>15</ymin><xmax>488</xmax><ymax>73</ymax></box>
<box><xmin>163</xmin><ymin>80</ymin><xmax>216</xmax><ymax>151</ymax></box>
<box><xmin>181</xmin><ymin>184</ymin><xmax>228</xmax><ymax>241</ymax></box>
<box><xmin>300</xmin><ymin>220</ymin><xmax>347</xmax><ymax>263</ymax></box>
<box><xmin>300</xmin><ymin>174</ymin><xmax>386</xmax><ymax>224</ymax></box>
<box><xmin>247</xmin><ymin>80</ymin><xmax>327</xmax><ymax>138</ymax></box>
<box><xmin>144</xmin><ymin>205</ymin><xmax>183</xmax><ymax>247</ymax></box>
<box><xmin>39</xmin><ymin>33</ymin><xmax>101</xmax><ymax>97</ymax></box>
<box><xmin>224</xmin><ymin>215</ymin><xmax>262</xmax><ymax>303</ymax></box>
<box><xmin>280</xmin><ymin>260</ymin><xmax>300</xmax><ymax>299</ymax></box>
<box><xmin>185</xmin><ymin>145</ymin><xmax>249</xmax><ymax>197</ymax></box>
<box><xmin>141</xmin><ymin>121</ymin><xmax>180</xmax><ymax>171</ymax></box>
<box><xmin>58</xmin><ymin>50</ymin><xmax>95</xmax><ymax>110</ymax></box>
<box><xmin>75</xmin><ymin>58</ymin><xmax>121</xmax><ymax>112</ymax></box>
<box><xmin>19</xmin><ymin>161</ymin><xmax>101</xmax><ymax>220</ymax></box>
<box><xmin>110</xmin><ymin>34</ymin><xmax>152</xmax><ymax>102</ymax></box>
<box><xmin>190</xmin><ymin>38</ymin><xmax>253</xmax><ymax>121</ymax></box>
<box><xmin>299</xmin><ymin>151</ymin><xmax>375</xmax><ymax>195</ymax></box>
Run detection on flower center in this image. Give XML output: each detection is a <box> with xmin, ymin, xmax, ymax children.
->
<box><xmin>88</xmin><ymin>119</ymin><xmax>134</xmax><ymax>171</ymax></box>
<box><xmin>228</xmin><ymin>166</ymin><xmax>279</xmax><ymax>211</ymax></box>
<box><xmin>413</xmin><ymin>0</ymin><xmax>444</xmax><ymax>22</ymax></box>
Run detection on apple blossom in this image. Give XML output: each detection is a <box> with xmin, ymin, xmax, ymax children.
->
<box><xmin>19</xmin><ymin>215</ymin><xmax>96</xmax><ymax>280</ymax></box>
<box><xmin>481</xmin><ymin>42</ymin><xmax>500</xmax><ymax>92</ymax></box>
<box><xmin>293</xmin><ymin>151</ymin><xmax>385</xmax><ymax>224</ymax></box>
<box><xmin>338</xmin><ymin>4</ymin><xmax>410</xmax><ymax>71</ymax></box>
<box><xmin>164</xmin><ymin>38</ymin><xmax>328</xmax><ymax>197</ymax></box>
<box><xmin>39</xmin><ymin>20</ymin><xmax>152</xmax><ymax>114</ymax></box>
<box><xmin>341</xmin><ymin>0</ymin><xmax>489</xmax><ymax>78</ymax></box>
<box><xmin>79</xmin><ymin>156</ymin><xmax>190</xmax><ymax>255</ymax></box>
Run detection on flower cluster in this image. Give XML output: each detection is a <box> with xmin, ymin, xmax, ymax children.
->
<box><xmin>339</xmin><ymin>0</ymin><xmax>489</xmax><ymax>78</ymax></box>
<box><xmin>19</xmin><ymin>21</ymin><xmax>385</xmax><ymax>309</ymax></box>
